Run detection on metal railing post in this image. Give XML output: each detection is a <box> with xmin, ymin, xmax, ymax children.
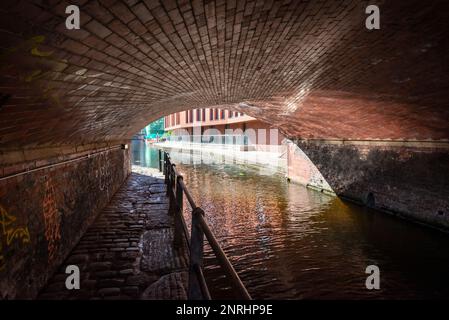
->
<box><xmin>188</xmin><ymin>207</ymin><xmax>205</xmax><ymax>300</ymax></box>
<box><xmin>164</xmin><ymin>152</ymin><xmax>168</xmax><ymax>185</ymax></box>
<box><xmin>158</xmin><ymin>149</ymin><xmax>162</xmax><ymax>172</ymax></box>
<box><xmin>166</xmin><ymin>165</ymin><xmax>170</xmax><ymax>195</ymax></box>
<box><xmin>160</xmin><ymin>150</ymin><xmax>251</xmax><ymax>300</ymax></box>
<box><xmin>167</xmin><ymin>164</ymin><xmax>176</xmax><ymax>215</ymax></box>
<box><xmin>174</xmin><ymin>175</ymin><xmax>184</xmax><ymax>249</ymax></box>
<box><xmin>171</xmin><ymin>164</ymin><xmax>176</xmax><ymax>195</ymax></box>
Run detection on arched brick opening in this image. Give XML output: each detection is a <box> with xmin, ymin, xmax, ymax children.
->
<box><xmin>0</xmin><ymin>0</ymin><xmax>448</xmax><ymax>148</ymax></box>
<box><xmin>0</xmin><ymin>0</ymin><xmax>448</xmax><ymax>298</ymax></box>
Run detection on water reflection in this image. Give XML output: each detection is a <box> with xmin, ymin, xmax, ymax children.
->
<box><xmin>131</xmin><ymin>141</ymin><xmax>449</xmax><ymax>299</ymax></box>
<box><xmin>131</xmin><ymin>140</ymin><xmax>160</xmax><ymax>168</ymax></box>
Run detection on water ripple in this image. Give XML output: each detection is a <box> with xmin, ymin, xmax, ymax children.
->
<box><xmin>132</xmin><ymin>143</ymin><xmax>449</xmax><ymax>300</ymax></box>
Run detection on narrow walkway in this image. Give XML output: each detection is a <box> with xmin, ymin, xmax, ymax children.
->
<box><xmin>38</xmin><ymin>167</ymin><xmax>188</xmax><ymax>300</ymax></box>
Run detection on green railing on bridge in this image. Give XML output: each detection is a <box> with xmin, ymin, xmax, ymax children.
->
<box><xmin>159</xmin><ymin>150</ymin><xmax>251</xmax><ymax>300</ymax></box>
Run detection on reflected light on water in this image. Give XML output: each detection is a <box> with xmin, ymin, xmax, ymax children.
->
<box><xmin>132</xmin><ymin>141</ymin><xmax>449</xmax><ymax>299</ymax></box>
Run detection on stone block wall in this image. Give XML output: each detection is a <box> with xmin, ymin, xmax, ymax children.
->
<box><xmin>0</xmin><ymin>142</ymin><xmax>131</xmax><ymax>299</ymax></box>
<box><xmin>296</xmin><ymin>140</ymin><xmax>449</xmax><ymax>231</ymax></box>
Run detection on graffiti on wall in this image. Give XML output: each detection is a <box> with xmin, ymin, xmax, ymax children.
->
<box><xmin>42</xmin><ymin>177</ymin><xmax>61</xmax><ymax>263</ymax></box>
<box><xmin>0</xmin><ymin>205</ymin><xmax>31</xmax><ymax>271</ymax></box>
<box><xmin>97</xmin><ymin>152</ymin><xmax>112</xmax><ymax>196</ymax></box>
<box><xmin>0</xmin><ymin>35</ymin><xmax>68</xmax><ymax>110</ymax></box>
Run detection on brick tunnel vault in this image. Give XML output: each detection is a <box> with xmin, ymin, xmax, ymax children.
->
<box><xmin>0</xmin><ymin>0</ymin><xmax>449</xmax><ymax>298</ymax></box>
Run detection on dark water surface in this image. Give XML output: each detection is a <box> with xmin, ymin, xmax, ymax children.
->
<box><xmin>131</xmin><ymin>140</ymin><xmax>449</xmax><ymax>299</ymax></box>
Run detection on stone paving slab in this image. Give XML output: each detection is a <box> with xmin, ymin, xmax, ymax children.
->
<box><xmin>141</xmin><ymin>271</ymin><xmax>188</xmax><ymax>300</ymax></box>
<box><xmin>38</xmin><ymin>167</ymin><xmax>188</xmax><ymax>300</ymax></box>
<box><xmin>141</xmin><ymin>229</ymin><xmax>187</xmax><ymax>273</ymax></box>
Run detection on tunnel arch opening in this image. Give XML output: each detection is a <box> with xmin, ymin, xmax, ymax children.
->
<box><xmin>133</xmin><ymin>106</ymin><xmax>337</xmax><ymax>197</ymax></box>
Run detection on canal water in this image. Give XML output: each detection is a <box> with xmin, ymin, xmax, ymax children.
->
<box><xmin>131</xmin><ymin>140</ymin><xmax>449</xmax><ymax>299</ymax></box>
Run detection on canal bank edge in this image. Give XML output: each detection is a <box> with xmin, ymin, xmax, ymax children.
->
<box><xmin>296</xmin><ymin>139</ymin><xmax>449</xmax><ymax>233</ymax></box>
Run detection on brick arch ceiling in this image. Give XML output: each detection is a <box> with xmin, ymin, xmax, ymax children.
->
<box><xmin>0</xmin><ymin>0</ymin><xmax>448</xmax><ymax>149</ymax></box>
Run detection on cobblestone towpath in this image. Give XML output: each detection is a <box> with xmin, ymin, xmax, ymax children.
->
<box><xmin>38</xmin><ymin>166</ymin><xmax>188</xmax><ymax>300</ymax></box>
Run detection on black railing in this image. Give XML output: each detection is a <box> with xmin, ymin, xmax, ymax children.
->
<box><xmin>159</xmin><ymin>149</ymin><xmax>251</xmax><ymax>300</ymax></box>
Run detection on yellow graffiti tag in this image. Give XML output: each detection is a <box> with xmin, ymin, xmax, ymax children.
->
<box><xmin>0</xmin><ymin>35</ymin><xmax>66</xmax><ymax>108</ymax></box>
<box><xmin>25</xmin><ymin>69</ymin><xmax>43</xmax><ymax>82</ymax></box>
<box><xmin>0</xmin><ymin>205</ymin><xmax>30</xmax><ymax>271</ymax></box>
<box><xmin>31</xmin><ymin>47</ymin><xmax>53</xmax><ymax>57</ymax></box>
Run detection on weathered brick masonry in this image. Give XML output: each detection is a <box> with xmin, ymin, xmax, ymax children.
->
<box><xmin>0</xmin><ymin>0</ymin><xmax>448</xmax><ymax>146</ymax></box>
<box><xmin>0</xmin><ymin>0</ymin><xmax>448</xmax><ymax>297</ymax></box>
<box><xmin>0</xmin><ymin>143</ymin><xmax>131</xmax><ymax>298</ymax></box>
<box><xmin>297</xmin><ymin>140</ymin><xmax>449</xmax><ymax>230</ymax></box>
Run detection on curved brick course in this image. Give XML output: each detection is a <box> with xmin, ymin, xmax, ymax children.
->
<box><xmin>0</xmin><ymin>0</ymin><xmax>448</xmax><ymax>149</ymax></box>
<box><xmin>1</xmin><ymin>0</ymin><xmax>449</xmax><ymax>299</ymax></box>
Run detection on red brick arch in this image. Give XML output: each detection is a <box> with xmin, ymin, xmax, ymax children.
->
<box><xmin>0</xmin><ymin>0</ymin><xmax>448</xmax><ymax>149</ymax></box>
<box><xmin>1</xmin><ymin>1</ymin><xmax>449</xmax><ymax>299</ymax></box>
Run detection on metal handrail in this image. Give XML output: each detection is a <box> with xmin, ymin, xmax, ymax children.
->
<box><xmin>158</xmin><ymin>149</ymin><xmax>251</xmax><ymax>300</ymax></box>
<box><xmin>197</xmin><ymin>214</ymin><xmax>251</xmax><ymax>299</ymax></box>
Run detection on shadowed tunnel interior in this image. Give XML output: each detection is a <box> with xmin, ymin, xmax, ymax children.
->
<box><xmin>0</xmin><ymin>0</ymin><xmax>448</xmax><ymax>299</ymax></box>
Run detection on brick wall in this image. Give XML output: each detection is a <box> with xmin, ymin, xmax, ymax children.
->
<box><xmin>0</xmin><ymin>143</ymin><xmax>131</xmax><ymax>299</ymax></box>
<box><xmin>286</xmin><ymin>141</ymin><xmax>334</xmax><ymax>193</ymax></box>
<box><xmin>0</xmin><ymin>0</ymin><xmax>448</xmax><ymax>294</ymax></box>
<box><xmin>297</xmin><ymin>140</ymin><xmax>449</xmax><ymax>230</ymax></box>
<box><xmin>0</xmin><ymin>0</ymin><xmax>448</xmax><ymax>150</ymax></box>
